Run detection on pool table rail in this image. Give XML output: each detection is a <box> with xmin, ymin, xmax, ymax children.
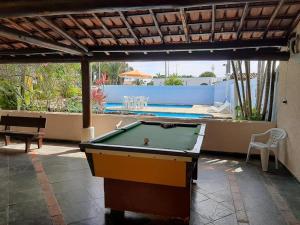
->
<box><xmin>80</xmin><ymin>121</ymin><xmax>206</xmax><ymax>159</ymax></box>
<box><xmin>81</xmin><ymin>135</ymin><xmax>204</xmax><ymax>159</ymax></box>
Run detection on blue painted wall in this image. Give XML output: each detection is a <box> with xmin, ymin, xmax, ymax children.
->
<box><xmin>103</xmin><ymin>85</ymin><xmax>214</xmax><ymax>105</ymax></box>
<box><xmin>102</xmin><ymin>79</ymin><xmax>257</xmax><ymax>106</ymax></box>
<box><xmin>213</xmin><ymin>80</ymin><xmax>234</xmax><ymax>104</ymax></box>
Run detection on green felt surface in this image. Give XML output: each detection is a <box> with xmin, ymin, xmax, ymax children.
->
<box><xmin>98</xmin><ymin>124</ymin><xmax>199</xmax><ymax>151</ymax></box>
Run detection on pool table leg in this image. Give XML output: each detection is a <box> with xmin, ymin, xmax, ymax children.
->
<box><xmin>183</xmin><ymin>217</ymin><xmax>190</xmax><ymax>225</ymax></box>
<box><xmin>110</xmin><ymin>209</ymin><xmax>125</xmax><ymax>222</ymax></box>
<box><xmin>192</xmin><ymin>159</ymin><xmax>198</xmax><ymax>181</ymax></box>
<box><xmin>111</xmin><ymin>209</ymin><xmax>125</xmax><ymax>217</ymax></box>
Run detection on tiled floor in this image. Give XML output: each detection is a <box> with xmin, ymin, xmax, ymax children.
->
<box><xmin>0</xmin><ymin>142</ymin><xmax>299</xmax><ymax>225</ymax></box>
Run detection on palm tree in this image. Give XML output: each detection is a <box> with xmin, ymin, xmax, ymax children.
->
<box><xmin>231</xmin><ymin>61</ymin><xmax>245</xmax><ymax>118</ymax></box>
<box><xmin>94</xmin><ymin>62</ymin><xmax>133</xmax><ymax>85</ymax></box>
<box><xmin>244</xmin><ymin>60</ymin><xmax>252</xmax><ymax>118</ymax></box>
<box><xmin>262</xmin><ymin>61</ymin><xmax>271</xmax><ymax>120</ymax></box>
<box><xmin>237</xmin><ymin>60</ymin><xmax>247</xmax><ymax>118</ymax></box>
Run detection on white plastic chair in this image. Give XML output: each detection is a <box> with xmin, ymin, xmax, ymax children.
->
<box><xmin>123</xmin><ymin>96</ymin><xmax>129</xmax><ymax>109</ymax></box>
<box><xmin>136</xmin><ymin>96</ymin><xmax>143</xmax><ymax>109</ymax></box>
<box><xmin>144</xmin><ymin>96</ymin><xmax>149</xmax><ymax>107</ymax></box>
<box><xmin>246</xmin><ymin>128</ymin><xmax>287</xmax><ymax>170</ymax></box>
<box><xmin>128</xmin><ymin>96</ymin><xmax>135</xmax><ymax>109</ymax></box>
<box><xmin>133</xmin><ymin>96</ymin><xmax>139</xmax><ymax>109</ymax></box>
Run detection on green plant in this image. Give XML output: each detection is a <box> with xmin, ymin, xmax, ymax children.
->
<box><xmin>65</xmin><ymin>86</ymin><xmax>81</xmax><ymax>98</ymax></box>
<box><xmin>92</xmin><ymin>87</ymin><xmax>106</xmax><ymax>113</ymax></box>
<box><xmin>164</xmin><ymin>74</ymin><xmax>183</xmax><ymax>86</ymax></box>
<box><xmin>199</xmin><ymin>71</ymin><xmax>216</xmax><ymax>77</ymax></box>
<box><xmin>0</xmin><ymin>80</ymin><xmax>18</xmax><ymax>110</ymax></box>
<box><xmin>91</xmin><ymin>62</ymin><xmax>133</xmax><ymax>84</ymax></box>
<box><xmin>235</xmin><ymin>106</ymin><xmax>262</xmax><ymax>121</ymax></box>
<box><xmin>65</xmin><ymin>97</ymin><xmax>82</xmax><ymax>113</ymax></box>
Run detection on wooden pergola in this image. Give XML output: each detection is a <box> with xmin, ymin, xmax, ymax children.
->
<box><xmin>0</xmin><ymin>0</ymin><xmax>299</xmax><ymax>139</ymax></box>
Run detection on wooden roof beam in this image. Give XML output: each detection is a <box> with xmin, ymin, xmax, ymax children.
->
<box><xmin>91</xmin><ymin>14</ymin><xmax>296</xmax><ymax>28</ymax></box>
<box><xmin>288</xmin><ymin>12</ymin><xmax>300</xmax><ymax>36</ymax></box>
<box><xmin>0</xmin><ymin>24</ymin><xmax>84</xmax><ymax>55</ymax></box>
<box><xmin>0</xmin><ymin>0</ymin><xmax>288</xmax><ymax>18</ymax></box>
<box><xmin>211</xmin><ymin>4</ymin><xmax>216</xmax><ymax>42</ymax></box>
<box><xmin>0</xmin><ymin>48</ymin><xmax>60</xmax><ymax>56</ymax></box>
<box><xmin>149</xmin><ymin>9</ymin><xmax>164</xmax><ymax>43</ymax></box>
<box><xmin>3</xmin><ymin>18</ymin><xmax>30</xmax><ymax>34</ymax></box>
<box><xmin>38</xmin><ymin>16</ymin><xmax>89</xmax><ymax>52</ymax></box>
<box><xmin>88</xmin><ymin>48</ymin><xmax>291</xmax><ymax>61</ymax></box>
<box><xmin>67</xmin><ymin>15</ymin><xmax>97</xmax><ymax>45</ymax></box>
<box><xmin>237</xmin><ymin>3</ymin><xmax>249</xmax><ymax>39</ymax></box>
<box><xmin>22</xmin><ymin>18</ymin><xmax>53</xmax><ymax>40</ymax></box>
<box><xmin>118</xmin><ymin>11</ymin><xmax>140</xmax><ymax>44</ymax></box>
<box><xmin>90</xmin><ymin>39</ymin><xmax>287</xmax><ymax>52</ymax></box>
<box><xmin>0</xmin><ymin>48</ymin><xmax>289</xmax><ymax>63</ymax></box>
<box><xmin>0</xmin><ymin>37</ymin><xmax>16</xmax><ymax>49</ymax></box>
<box><xmin>91</xmin><ymin>13</ymin><xmax>120</xmax><ymax>45</ymax></box>
<box><xmin>263</xmin><ymin>0</ymin><xmax>285</xmax><ymax>39</ymax></box>
<box><xmin>179</xmin><ymin>8</ymin><xmax>190</xmax><ymax>43</ymax></box>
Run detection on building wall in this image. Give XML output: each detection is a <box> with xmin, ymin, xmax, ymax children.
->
<box><xmin>152</xmin><ymin>77</ymin><xmax>220</xmax><ymax>86</ymax></box>
<box><xmin>103</xmin><ymin>85</ymin><xmax>214</xmax><ymax>105</ymax></box>
<box><xmin>277</xmin><ymin>23</ymin><xmax>300</xmax><ymax>181</ymax></box>
<box><xmin>103</xmin><ymin>79</ymin><xmax>257</xmax><ymax>109</ymax></box>
<box><xmin>213</xmin><ymin>80</ymin><xmax>233</xmax><ymax>103</ymax></box>
<box><xmin>0</xmin><ymin>110</ymin><xmax>275</xmax><ymax>155</ymax></box>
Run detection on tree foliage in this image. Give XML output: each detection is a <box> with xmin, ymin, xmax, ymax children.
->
<box><xmin>199</xmin><ymin>71</ymin><xmax>216</xmax><ymax>77</ymax></box>
<box><xmin>164</xmin><ymin>74</ymin><xmax>184</xmax><ymax>86</ymax></box>
<box><xmin>0</xmin><ymin>62</ymin><xmax>134</xmax><ymax>112</ymax></box>
<box><xmin>231</xmin><ymin>60</ymin><xmax>277</xmax><ymax>121</ymax></box>
<box><xmin>91</xmin><ymin>62</ymin><xmax>133</xmax><ymax>84</ymax></box>
<box><xmin>0</xmin><ymin>63</ymin><xmax>81</xmax><ymax>111</ymax></box>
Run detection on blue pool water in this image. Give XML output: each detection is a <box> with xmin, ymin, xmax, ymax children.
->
<box><xmin>104</xmin><ymin>109</ymin><xmax>212</xmax><ymax>119</ymax></box>
<box><xmin>105</xmin><ymin>103</ymin><xmax>193</xmax><ymax>109</ymax></box>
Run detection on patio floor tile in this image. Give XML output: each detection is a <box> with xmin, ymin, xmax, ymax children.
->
<box><xmin>0</xmin><ymin>141</ymin><xmax>300</xmax><ymax>225</ymax></box>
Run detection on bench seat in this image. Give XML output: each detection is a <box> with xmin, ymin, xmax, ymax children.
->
<box><xmin>0</xmin><ymin>115</ymin><xmax>46</xmax><ymax>152</ymax></box>
<box><xmin>0</xmin><ymin>130</ymin><xmax>44</xmax><ymax>137</ymax></box>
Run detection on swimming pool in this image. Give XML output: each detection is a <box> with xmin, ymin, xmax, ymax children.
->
<box><xmin>105</xmin><ymin>103</ymin><xmax>193</xmax><ymax>109</ymax></box>
<box><xmin>104</xmin><ymin>109</ymin><xmax>212</xmax><ymax>119</ymax></box>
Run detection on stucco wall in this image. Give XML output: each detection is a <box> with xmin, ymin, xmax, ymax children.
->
<box><xmin>213</xmin><ymin>80</ymin><xmax>233</xmax><ymax>103</ymax></box>
<box><xmin>277</xmin><ymin>23</ymin><xmax>300</xmax><ymax>181</ymax></box>
<box><xmin>0</xmin><ymin>110</ymin><xmax>275</xmax><ymax>155</ymax></box>
<box><xmin>103</xmin><ymin>85</ymin><xmax>214</xmax><ymax>105</ymax></box>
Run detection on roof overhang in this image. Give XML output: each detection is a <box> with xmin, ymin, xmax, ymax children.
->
<box><xmin>0</xmin><ymin>0</ymin><xmax>298</xmax><ymax>62</ymax></box>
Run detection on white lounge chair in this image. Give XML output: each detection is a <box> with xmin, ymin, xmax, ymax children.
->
<box><xmin>246</xmin><ymin>128</ymin><xmax>287</xmax><ymax>171</ymax></box>
<box><xmin>208</xmin><ymin>101</ymin><xmax>231</xmax><ymax>114</ymax></box>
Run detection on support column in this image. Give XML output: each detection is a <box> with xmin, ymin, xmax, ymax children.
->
<box><xmin>81</xmin><ymin>59</ymin><xmax>94</xmax><ymax>142</ymax></box>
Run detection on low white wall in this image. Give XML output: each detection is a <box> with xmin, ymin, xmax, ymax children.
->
<box><xmin>0</xmin><ymin>110</ymin><xmax>275</xmax><ymax>155</ymax></box>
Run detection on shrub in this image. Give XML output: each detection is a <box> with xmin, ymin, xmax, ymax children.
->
<box><xmin>0</xmin><ymin>80</ymin><xmax>18</xmax><ymax>110</ymax></box>
<box><xmin>92</xmin><ymin>87</ymin><xmax>106</xmax><ymax>113</ymax></box>
<box><xmin>199</xmin><ymin>71</ymin><xmax>216</xmax><ymax>77</ymax></box>
<box><xmin>164</xmin><ymin>74</ymin><xmax>183</xmax><ymax>86</ymax></box>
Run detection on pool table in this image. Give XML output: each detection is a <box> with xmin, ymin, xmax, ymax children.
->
<box><xmin>79</xmin><ymin>121</ymin><xmax>206</xmax><ymax>223</ymax></box>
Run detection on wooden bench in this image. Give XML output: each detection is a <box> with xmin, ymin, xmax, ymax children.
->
<box><xmin>0</xmin><ymin>115</ymin><xmax>46</xmax><ymax>152</ymax></box>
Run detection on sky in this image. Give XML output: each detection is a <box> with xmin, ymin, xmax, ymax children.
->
<box><xmin>128</xmin><ymin>61</ymin><xmax>259</xmax><ymax>78</ymax></box>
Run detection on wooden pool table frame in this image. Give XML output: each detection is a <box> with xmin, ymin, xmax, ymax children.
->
<box><xmin>79</xmin><ymin>121</ymin><xmax>206</xmax><ymax>223</ymax></box>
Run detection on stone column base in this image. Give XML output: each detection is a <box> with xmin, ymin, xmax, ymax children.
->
<box><xmin>81</xmin><ymin>127</ymin><xmax>95</xmax><ymax>142</ymax></box>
